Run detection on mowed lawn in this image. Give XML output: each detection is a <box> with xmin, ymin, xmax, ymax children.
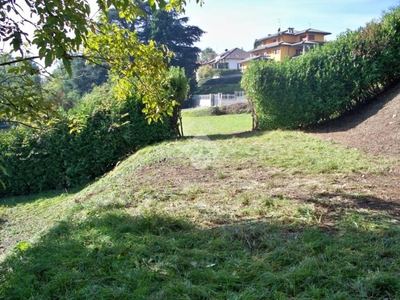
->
<box><xmin>1</xmin><ymin>113</ymin><xmax>400</xmax><ymax>299</ymax></box>
<box><xmin>182</xmin><ymin>109</ymin><xmax>252</xmax><ymax>136</ymax></box>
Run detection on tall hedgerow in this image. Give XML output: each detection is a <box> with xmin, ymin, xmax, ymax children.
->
<box><xmin>0</xmin><ymin>84</ymin><xmax>171</xmax><ymax>197</ymax></box>
<box><xmin>242</xmin><ymin>6</ymin><xmax>400</xmax><ymax>130</ymax></box>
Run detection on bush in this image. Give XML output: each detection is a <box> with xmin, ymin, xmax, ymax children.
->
<box><xmin>183</xmin><ymin>103</ymin><xmax>251</xmax><ymax>117</ymax></box>
<box><xmin>0</xmin><ymin>91</ymin><xmax>171</xmax><ymax>197</ymax></box>
<box><xmin>201</xmin><ymin>76</ymin><xmax>242</xmax><ymax>86</ymax></box>
<box><xmin>196</xmin><ymin>65</ymin><xmax>214</xmax><ymax>80</ymax></box>
<box><xmin>212</xmin><ymin>69</ymin><xmax>242</xmax><ymax>77</ymax></box>
<box><xmin>242</xmin><ymin>6</ymin><xmax>400</xmax><ymax>130</ymax></box>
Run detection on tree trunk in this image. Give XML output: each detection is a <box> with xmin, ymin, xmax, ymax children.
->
<box><xmin>248</xmin><ymin>97</ymin><xmax>259</xmax><ymax>131</ymax></box>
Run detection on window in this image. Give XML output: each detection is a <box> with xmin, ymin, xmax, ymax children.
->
<box><xmin>300</xmin><ymin>35</ymin><xmax>306</xmax><ymax>41</ymax></box>
<box><xmin>278</xmin><ymin>37</ymin><xmax>281</xmax><ymax>42</ymax></box>
<box><xmin>217</xmin><ymin>62</ymin><xmax>229</xmax><ymax>69</ymax></box>
<box><xmin>308</xmin><ymin>34</ymin><xmax>315</xmax><ymax>40</ymax></box>
<box><xmin>274</xmin><ymin>49</ymin><xmax>279</xmax><ymax>54</ymax></box>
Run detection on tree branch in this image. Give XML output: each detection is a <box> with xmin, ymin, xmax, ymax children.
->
<box><xmin>0</xmin><ymin>56</ymin><xmax>40</xmax><ymax>67</ymax></box>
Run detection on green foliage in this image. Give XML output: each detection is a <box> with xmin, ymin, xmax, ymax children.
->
<box><xmin>165</xmin><ymin>67</ymin><xmax>190</xmax><ymax>105</ymax></box>
<box><xmin>0</xmin><ymin>55</ymin><xmax>55</xmax><ymax>126</ymax></box>
<box><xmin>199</xmin><ymin>47</ymin><xmax>217</xmax><ymax>63</ymax></box>
<box><xmin>212</xmin><ymin>69</ymin><xmax>242</xmax><ymax>77</ymax></box>
<box><xmin>0</xmin><ymin>127</ymin><xmax>397</xmax><ymax>299</ymax></box>
<box><xmin>43</xmin><ymin>59</ymin><xmax>108</xmax><ymax>111</ymax></box>
<box><xmin>197</xmin><ymin>67</ymin><xmax>242</xmax><ymax>81</ymax></box>
<box><xmin>108</xmin><ymin>5</ymin><xmax>204</xmax><ymax>96</ymax></box>
<box><xmin>195</xmin><ymin>83</ymin><xmax>243</xmax><ymax>95</ymax></box>
<box><xmin>164</xmin><ymin>67</ymin><xmax>189</xmax><ymax>136</ymax></box>
<box><xmin>196</xmin><ymin>64</ymin><xmax>214</xmax><ymax>80</ymax></box>
<box><xmin>200</xmin><ymin>75</ymin><xmax>243</xmax><ymax>86</ymax></box>
<box><xmin>86</xmin><ymin>21</ymin><xmax>174</xmax><ymax>123</ymax></box>
<box><xmin>0</xmin><ymin>85</ymin><xmax>171</xmax><ymax>197</ymax></box>
<box><xmin>182</xmin><ymin>113</ymin><xmax>252</xmax><ymax>136</ymax></box>
<box><xmin>0</xmin><ymin>0</ymin><xmax>202</xmax><ymax>125</ymax></box>
<box><xmin>242</xmin><ymin>6</ymin><xmax>400</xmax><ymax>130</ymax></box>
<box><xmin>2</xmin><ymin>0</ymin><xmax>202</xmax><ymax>70</ymax></box>
<box><xmin>143</xmin><ymin>9</ymin><xmax>204</xmax><ymax>94</ymax></box>
<box><xmin>253</xmin><ymin>39</ymin><xmax>261</xmax><ymax>49</ymax></box>
<box><xmin>196</xmin><ymin>75</ymin><xmax>244</xmax><ymax>95</ymax></box>
<box><xmin>182</xmin><ymin>103</ymin><xmax>251</xmax><ymax>118</ymax></box>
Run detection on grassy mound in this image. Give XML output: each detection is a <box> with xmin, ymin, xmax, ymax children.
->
<box><xmin>1</xmin><ymin>113</ymin><xmax>399</xmax><ymax>299</ymax></box>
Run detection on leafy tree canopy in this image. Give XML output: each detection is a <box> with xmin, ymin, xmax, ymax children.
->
<box><xmin>43</xmin><ymin>59</ymin><xmax>108</xmax><ymax>111</ymax></box>
<box><xmin>107</xmin><ymin>4</ymin><xmax>204</xmax><ymax>95</ymax></box>
<box><xmin>143</xmin><ymin>9</ymin><xmax>204</xmax><ymax>94</ymax></box>
<box><xmin>0</xmin><ymin>0</ymin><xmax>203</xmax><ymax>124</ymax></box>
<box><xmin>200</xmin><ymin>47</ymin><xmax>217</xmax><ymax>63</ymax></box>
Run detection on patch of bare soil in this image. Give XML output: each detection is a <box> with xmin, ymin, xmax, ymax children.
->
<box><xmin>114</xmin><ymin>161</ymin><xmax>400</xmax><ymax>232</ymax></box>
<box><xmin>308</xmin><ymin>83</ymin><xmax>400</xmax><ymax>158</ymax></box>
<box><xmin>130</xmin><ymin>84</ymin><xmax>400</xmax><ymax>227</ymax></box>
<box><xmin>305</xmin><ymin>83</ymin><xmax>400</xmax><ymax>220</ymax></box>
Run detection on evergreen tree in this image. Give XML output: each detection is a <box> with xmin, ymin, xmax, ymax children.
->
<box><xmin>142</xmin><ymin>10</ymin><xmax>204</xmax><ymax>93</ymax></box>
<box><xmin>70</xmin><ymin>58</ymin><xmax>108</xmax><ymax>97</ymax></box>
<box><xmin>107</xmin><ymin>5</ymin><xmax>204</xmax><ymax>95</ymax></box>
<box><xmin>44</xmin><ymin>59</ymin><xmax>108</xmax><ymax>110</ymax></box>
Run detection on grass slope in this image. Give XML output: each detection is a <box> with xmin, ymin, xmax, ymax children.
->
<box><xmin>195</xmin><ymin>83</ymin><xmax>243</xmax><ymax>95</ymax></box>
<box><xmin>196</xmin><ymin>76</ymin><xmax>243</xmax><ymax>94</ymax></box>
<box><xmin>1</xmin><ymin>113</ymin><xmax>399</xmax><ymax>299</ymax></box>
<box><xmin>182</xmin><ymin>112</ymin><xmax>252</xmax><ymax>136</ymax></box>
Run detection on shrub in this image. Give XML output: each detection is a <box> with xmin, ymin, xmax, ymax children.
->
<box><xmin>212</xmin><ymin>69</ymin><xmax>242</xmax><ymax>77</ymax></box>
<box><xmin>196</xmin><ymin>65</ymin><xmax>214</xmax><ymax>80</ymax></box>
<box><xmin>0</xmin><ymin>91</ymin><xmax>171</xmax><ymax>197</ymax></box>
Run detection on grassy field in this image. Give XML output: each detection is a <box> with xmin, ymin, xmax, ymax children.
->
<box><xmin>182</xmin><ymin>110</ymin><xmax>252</xmax><ymax>136</ymax></box>
<box><xmin>1</xmin><ymin>113</ymin><xmax>399</xmax><ymax>299</ymax></box>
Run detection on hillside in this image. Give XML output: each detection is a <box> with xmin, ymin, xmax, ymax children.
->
<box><xmin>309</xmin><ymin>83</ymin><xmax>400</xmax><ymax>158</ymax></box>
<box><xmin>196</xmin><ymin>74</ymin><xmax>243</xmax><ymax>94</ymax></box>
<box><xmin>1</xmin><ymin>86</ymin><xmax>400</xmax><ymax>298</ymax></box>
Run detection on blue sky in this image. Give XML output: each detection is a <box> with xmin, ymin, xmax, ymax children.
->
<box><xmin>184</xmin><ymin>0</ymin><xmax>399</xmax><ymax>53</ymax></box>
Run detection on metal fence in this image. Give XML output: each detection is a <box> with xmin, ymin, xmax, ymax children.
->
<box><xmin>191</xmin><ymin>91</ymin><xmax>247</xmax><ymax>107</ymax></box>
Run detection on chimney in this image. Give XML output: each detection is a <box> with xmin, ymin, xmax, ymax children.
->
<box><xmin>288</xmin><ymin>27</ymin><xmax>294</xmax><ymax>33</ymax></box>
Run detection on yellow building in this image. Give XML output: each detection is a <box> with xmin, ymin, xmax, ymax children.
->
<box><xmin>239</xmin><ymin>27</ymin><xmax>331</xmax><ymax>70</ymax></box>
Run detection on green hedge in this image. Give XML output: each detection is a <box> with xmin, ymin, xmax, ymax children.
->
<box><xmin>201</xmin><ymin>76</ymin><xmax>242</xmax><ymax>86</ymax></box>
<box><xmin>242</xmin><ymin>6</ymin><xmax>400</xmax><ymax>130</ymax></box>
<box><xmin>0</xmin><ymin>97</ymin><xmax>171</xmax><ymax>197</ymax></box>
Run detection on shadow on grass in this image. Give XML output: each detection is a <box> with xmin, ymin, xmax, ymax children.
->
<box><xmin>185</xmin><ymin>130</ymin><xmax>263</xmax><ymax>141</ymax></box>
<box><xmin>1</xmin><ymin>210</ymin><xmax>400</xmax><ymax>299</ymax></box>
<box><xmin>0</xmin><ymin>184</ymin><xmax>91</xmax><ymax>208</ymax></box>
<box><xmin>304</xmin><ymin>192</ymin><xmax>400</xmax><ymax>218</ymax></box>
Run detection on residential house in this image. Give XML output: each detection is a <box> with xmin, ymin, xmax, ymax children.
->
<box><xmin>238</xmin><ymin>27</ymin><xmax>331</xmax><ymax>70</ymax></box>
<box><xmin>205</xmin><ymin>47</ymin><xmax>251</xmax><ymax>70</ymax></box>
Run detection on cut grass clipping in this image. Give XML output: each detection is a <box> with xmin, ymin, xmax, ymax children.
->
<box><xmin>1</xmin><ymin>113</ymin><xmax>399</xmax><ymax>299</ymax></box>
